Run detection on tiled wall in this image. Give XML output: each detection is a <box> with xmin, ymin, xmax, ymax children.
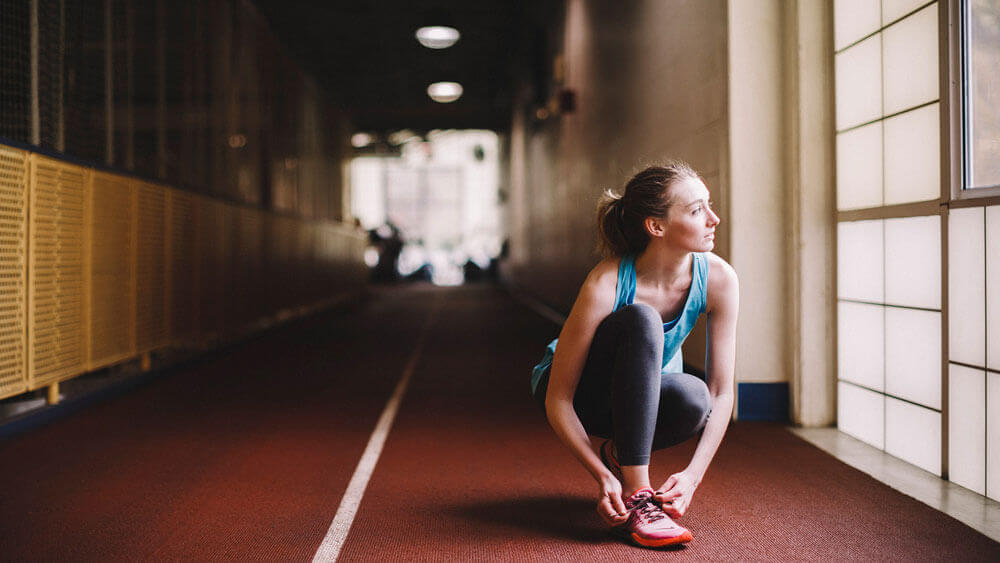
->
<box><xmin>836</xmin><ymin>0</ymin><xmax>999</xmax><ymax>501</ymax></box>
<box><xmin>948</xmin><ymin>206</ymin><xmax>1000</xmax><ymax>499</ymax></box>
<box><xmin>834</xmin><ymin>0</ymin><xmax>944</xmax><ymax>476</ymax></box>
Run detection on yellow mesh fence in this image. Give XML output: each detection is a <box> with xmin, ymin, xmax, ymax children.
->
<box><xmin>87</xmin><ymin>171</ymin><xmax>135</xmax><ymax>370</ymax></box>
<box><xmin>135</xmin><ymin>181</ymin><xmax>167</xmax><ymax>353</ymax></box>
<box><xmin>167</xmin><ymin>189</ymin><xmax>197</xmax><ymax>345</ymax></box>
<box><xmin>0</xmin><ymin>151</ymin><xmax>364</xmax><ymax>401</ymax></box>
<box><xmin>197</xmin><ymin>197</ymin><xmax>225</xmax><ymax>341</ymax></box>
<box><xmin>229</xmin><ymin>207</ymin><xmax>263</xmax><ymax>333</ymax></box>
<box><xmin>29</xmin><ymin>155</ymin><xmax>86</xmax><ymax>388</ymax></box>
<box><xmin>0</xmin><ymin>146</ymin><xmax>27</xmax><ymax>397</ymax></box>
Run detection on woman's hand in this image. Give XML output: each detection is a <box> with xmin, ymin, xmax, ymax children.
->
<box><xmin>654</xmin><ymin>470</ymin><xmax>700</xmax><ymax>518</ymax></box>
<box><xmin>595</xmin><ymin>475</ymin><xmax>629</xmax><ymax>526</ymax></box>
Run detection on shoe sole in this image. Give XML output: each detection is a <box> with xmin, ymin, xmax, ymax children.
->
<box><xmin>611</xmin><ymin>523</ymin><xmax>693</xmax><ymax>548</ymax></box>
<box><xmin>630</xmin><ymin>530</ymin><xmax>693</xmax><ymax>547</ymax></box>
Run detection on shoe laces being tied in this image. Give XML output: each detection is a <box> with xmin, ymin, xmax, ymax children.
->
<box><xmin>626</xmin><ymin>490</ymin><xmax>666</xmax><ymax>523</ymax></box>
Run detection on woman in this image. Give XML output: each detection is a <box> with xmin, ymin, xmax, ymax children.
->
<box><xmin>530</xmin><ymin>162</ymin><xmax>738</xmax><ymax>548</ymax></box>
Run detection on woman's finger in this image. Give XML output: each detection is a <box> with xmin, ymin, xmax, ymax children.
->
<box><xmin>597</xmin><ymin>497</ymin><xmax>616</xmax><ymax>521</ymax></box>
<box><xmin>662</xmin><ymin>503</ymin><xmax>681</xmax><ymax>518</ymax></box>
<box><xmin>611</xmin><ymin>492</ymin><xmax>627</xmax><ymax>516</ymax></box>
<box><xmin>656</xmin><ymin>489</ymin><xmax>681</xmax><ymax>502</ymax></box>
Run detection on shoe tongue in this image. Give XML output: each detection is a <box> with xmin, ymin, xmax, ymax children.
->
<box><xmin>628</xmin><ymin>487</ymin><xmax>655</xmax><ymax>502</ymax></box>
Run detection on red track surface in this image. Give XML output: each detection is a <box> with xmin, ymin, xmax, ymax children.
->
<box><xmin>1</xmin><ymin>284</ymin><xmax>998</xmax><ymax>561</ymax></box>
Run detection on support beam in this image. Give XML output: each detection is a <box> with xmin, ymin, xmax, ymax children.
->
<box><xmin>30</xmin><ymin>0</ymin><xmax>40</xmax><ymax>145</ymax></box>
<box><xmin>783</xmin><ymin>0</ymin><xmax>836</xmax><ymax>426</ymax></box>
<box><xmin>105</xmin><ymin>0</ymin><xmax>114</xmax><ymax>165</ymax></box>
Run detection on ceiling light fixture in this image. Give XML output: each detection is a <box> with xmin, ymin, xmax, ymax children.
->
<box><xmin>415</xmin><ymin>26</ymin><xmax>460</xmax><ymax>49</ymax></box>
<box><xmin>351</xmin><ymin>132</ymin><xmax>373</xmax><ymax>148</ymax></box>
<box><xmin>427</xmin><ymin>82</ymin><xmax>463</xmax><ymax>103</ymax></box>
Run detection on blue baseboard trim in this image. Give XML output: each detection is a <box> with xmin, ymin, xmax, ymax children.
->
<box><xmin>737</xmin><ymin>382</ymin><xmax>789</xmax><ymax>422</ymax></box>
<box><xmin>0</xmin><ymin>362</ymin><xmax>179</xmax><ymax>443</ymax></box>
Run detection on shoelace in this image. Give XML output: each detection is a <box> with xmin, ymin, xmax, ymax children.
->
<box><xmin>629</xmin><ymin>492</ymin><xmax>666</xmax><ymax>523</ymax></box>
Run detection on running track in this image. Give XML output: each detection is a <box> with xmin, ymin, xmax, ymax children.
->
<box><xmin>0</xmin><ymin>285</ymin><xmax>997</xmax><ymax>561</ymax></box>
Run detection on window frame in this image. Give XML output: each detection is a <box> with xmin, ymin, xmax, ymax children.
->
<box><xmin>950</xmin><ymin>0</ymin><xmax>1000</xmax><ymax>201</ymax></box>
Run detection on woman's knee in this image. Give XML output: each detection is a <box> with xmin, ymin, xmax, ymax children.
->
<box><xmin>612</xmin><ymin>303</ymin><xmax>664</xmax><ymax>344</ymax></box>
<box><xmin>664</xmin><ymin>374</ymin><xmax>712</xmax><ymax>431</ymax></box>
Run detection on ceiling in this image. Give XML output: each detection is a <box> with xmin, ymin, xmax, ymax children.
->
<box><xmin>252</xmin><ymin>0</ymin><xmax>562</xmax><ymax>134</ymax></box>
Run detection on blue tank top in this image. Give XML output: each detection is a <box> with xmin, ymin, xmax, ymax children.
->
<box><xmin>530</xmin><ymin>252</ymin><xmax>709</xmax><ymax>395</ymax></box>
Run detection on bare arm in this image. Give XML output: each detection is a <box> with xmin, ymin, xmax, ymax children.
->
<box><xmin>543</xmin><ymin>260</ymin><xmax>629</xmax><ymax>524</ymax></box>
<box><xmin>655</xmin><ymin>257</ymin><xmax>739</xmax><ymax>516</ymax></box>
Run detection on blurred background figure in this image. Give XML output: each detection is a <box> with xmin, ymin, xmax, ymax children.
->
<box><xmin>367</xmin><ymin>222</ymin><xmax>405</xmax><ymax>283</ymax></box>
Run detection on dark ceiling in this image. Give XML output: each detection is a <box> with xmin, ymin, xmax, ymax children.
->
<box><xmin>253</xmin><ymin>0</ymin><xmax>562</xmax><ymax>134</ymax></box>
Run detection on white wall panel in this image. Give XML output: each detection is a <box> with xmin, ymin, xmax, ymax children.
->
<box><xmin>884</xmin><ymin>104</ymin><xmax>941</xmax><ymax>205</ymax></box>
<box><xmin>950</xmin><ymin>364</ymin><xmax>986</xmax><ymax>494</ymax></box>
<box><xmin>885</xmin><ymin>215</ymin><xmax>941</xmax><ymax>309</ymax></box>
<box><xmin>949</xmin><ymin>207</ymin><xmax>986</xmax><ymax>366</ymax></box>
<box><xmin>885</xmin><ymin>396</ymin><xmax>941</xmax><ymax>475</ymax></box>
<box><xmin>988</xmin><ymin>372</ymin><xmax>1000</xmax><ymax>501</ymax></box>
<box><xmin>838</xmin><ymin>381</ymin><xmax>885</xmax><ymax>449</ymax></box>
<box><xmin>835</xmin><ymin>0</ymin><xmax>882</xmax><ymax>50</ymax></box>
<box><xmin>882</xmin><ymin>4</ymin><xmax>939</xmax><ymax>115</ymax></box>
<box><xmin>988</xmin><ymin>206</ymin><xmax>1000</xmax><ymax>371</ymax></box>
<box><xmin>837</xmin><ymin>123</ymin><xmax>883</xmax><ymax>210</ymax></box>
<box><xmin>839</xmin><ymin>302</ymin><xmax>885</xmax><ymax>391</ymax></box>
<box><xmin>886</xmin><ymin>308</ymin><xmax>941</xmax><ymax>409</ymax></box>
<box><xmin>835</xmin><ymin>35</ymin><xmax>882</xmax><ymax>131</ymax></box>
<box><xmin>883</xmin><ymin>0</ymin><xmax>932</xmax><ymax>25</ymax></box>
<box><xmin>838</xmin><ymin>220</ymin><xmax>884</xmax><ymax>302</ymax></box>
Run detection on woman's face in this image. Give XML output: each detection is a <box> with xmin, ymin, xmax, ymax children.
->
<box><xmin>663</xmin><ymin>176</ymin><xmax>720</xmax><ymax>252</ymax></box>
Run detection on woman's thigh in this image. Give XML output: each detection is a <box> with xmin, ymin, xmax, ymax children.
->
<box><xmin>575</xmin><ymin>369</ymin><xmax>711</xmax><ymax>450</ymax></box>
<box><xmin>569</xmin><ymin>304</ymin><xmax>662</xmax><ymax>436</ymax></box>
<box><xmin>651</xmin><ymin>372</ymin><xmax>712</xmax><ymax>449</ymax></box>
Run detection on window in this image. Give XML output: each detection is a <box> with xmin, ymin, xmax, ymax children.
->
<box><xmin>962</xmin><ymin>0</ymin><xmax>1000</xmax><ymax>190</ymax></box>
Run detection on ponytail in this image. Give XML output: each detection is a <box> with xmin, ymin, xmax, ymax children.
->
<box><xmin>596</xmin><ymin>190</ymin><xmax>629</xmax><ymax>257</ymax></box>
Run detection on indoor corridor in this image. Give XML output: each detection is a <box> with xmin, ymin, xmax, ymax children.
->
<box><xmin>2</xmin><ymin>0</ymin><xmax>1000</xmax><ymax>560</ymax></box>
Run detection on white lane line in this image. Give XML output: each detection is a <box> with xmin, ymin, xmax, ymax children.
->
<box><xmin>312</xmin><ymin>297</ymin><xmax>440</xmax><ymax>563</ymax></box>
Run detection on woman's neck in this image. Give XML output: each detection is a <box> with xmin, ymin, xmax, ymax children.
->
<box><xmin>634</xmin><ymin>245</ymin><xmax>692</xmax><ymax>290</ymax></box>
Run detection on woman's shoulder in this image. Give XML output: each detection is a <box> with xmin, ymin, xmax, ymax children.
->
<box><xmin>583</xmin><ymin>256</ymin><xmax>621</xmax><ymax>293</ymax></box>
<box><xmin>703</xmin><ymin>252</ymin><xmax>738</xmax><ymax>312</ymax></box>
<box><xmin>566</xmin><ymin>257</ymin><xmax>620</xmax><ymax>321</ymax></box>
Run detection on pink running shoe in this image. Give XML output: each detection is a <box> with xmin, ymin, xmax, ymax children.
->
<box><xmin>599</xmin><ymin>439</ymin><xmax>623</xmax><ymax>482</ymax></box>
<box><xmin>613</xmin><ymin>488</ymin><xmax>693</xmax><ymax>548</ymax></box>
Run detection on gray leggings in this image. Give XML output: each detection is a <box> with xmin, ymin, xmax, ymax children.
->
<box><xmin>534</xmin><ymin>303</ymin><xmax>712</xmax><ymax>465</ymax></box>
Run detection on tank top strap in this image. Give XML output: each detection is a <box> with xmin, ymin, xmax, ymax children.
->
<box><xmin>613</xmin><ymin>254</ymin><xmax>636</xmax><ymax>312</ymax></box>
<box><xmin>692</xmin><ymin>252</ymin><xmax>709</xmax><ymax>315</ymax></box>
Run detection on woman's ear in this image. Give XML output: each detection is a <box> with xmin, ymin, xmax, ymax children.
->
<box><xmin>644</xmin><ymin>216</ymin><xmax>666</xmax><ymax>238</ymax></box>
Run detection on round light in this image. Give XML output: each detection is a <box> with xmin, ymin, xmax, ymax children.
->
<box><xmin>228</xmin><ymin>134</ymin><xmax>247</xmax><ymax>148</ymax></box>
<box><xmin>351</xmin><ymin>132</ymin><xmax>373</xmax><ymax>148</ymax></box>
<box><xmin>427</xmin><ymin>82</ymin><xmax>463</xmax><ymax>103</ymax></box>
<box><xmin>415</xmin><ymin>26</ymin><xmax>460</xmax><ymax>49</ymax></box>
